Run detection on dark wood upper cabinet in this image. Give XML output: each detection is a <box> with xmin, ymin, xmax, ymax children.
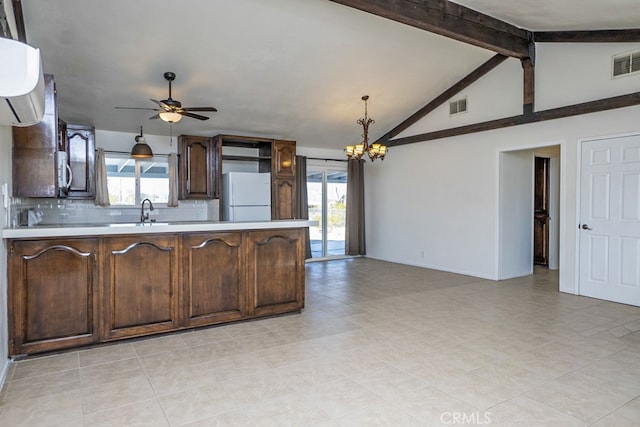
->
<box><xmin>12</xmin><ymin>74</ymin><xmax>59</xmax><ymax>198</ymax></box>
<box><xmin>178</xmin><ymin>135</ymin><xmax>220</xmax><ymax>199</ymax></box>
<box><xmin>215</xmin><ymin>135</ymin><xmax>297</xmax><ymax>220</ymax></box>
<box><xmin>272</xmin><ymin>140</ymin><xmax>296</xmax><ymax>177</ymax></box>
<box><xmin>272</xmin><ymin>140</ymin><xmax>296</xmax><ymax>219</ymax></box>
<box><xmin>62</xmin><ymin>124</ymin><xmax>95</xmax><ymax>199</ymax></box>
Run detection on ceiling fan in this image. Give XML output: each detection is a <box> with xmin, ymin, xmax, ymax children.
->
<box><xmin>115</xmin><ymin>72</ymin><xmax>218</xmax><ymax>123</ymax></box>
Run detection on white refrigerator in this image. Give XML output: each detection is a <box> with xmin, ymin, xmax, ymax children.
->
<box><xmin>221</xmin><ymin>172</ymin><xmax>272</xmax><ymax>221</ymax></box>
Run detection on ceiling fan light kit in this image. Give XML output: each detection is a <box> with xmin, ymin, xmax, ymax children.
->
<box><xmin>115</xmin><ymin>72</ymin><xmax>218</xmax><ymax>123</ymax></box>
<box><xmin>130</xmin><ymin>126</ymin><xmax>153</xmax><ymax>158</ymax></box>
<box><xmin>159</xmin><ymin>111</ymin><xmax>182</xmax><ymax>123</ymax></box>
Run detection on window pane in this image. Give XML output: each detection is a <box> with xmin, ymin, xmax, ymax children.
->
<box><xmin>326</xmin><ymin>172</ymin><xmax>347</xmax><ymax>256</ymax></box>
<box><xmin>105</xmin><ymin>154</ymin><xmax>169</xmax><ymax>205</ymax></box>
<box><xmin>107</xmin><ymin>176</ymin><xmax>136</xmax><ymax>205</ymax></box>
<box><xmin>307</xmin><ymin>170</ymin><xmax>324</xmax><ymax>257</ymax></box>
<box><xmin>105</xmin><ymin>155</ymin><xmax>135</xmax><ymax>205</ymax></box>
<box><xmin>140</xmin><ymin>158</ymin><xmax>169</xmax><ymax>203</ymax></box>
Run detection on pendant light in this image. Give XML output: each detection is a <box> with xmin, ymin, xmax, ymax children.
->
<box><xmin>345</xmin><ymin>95</ymin><xmax>387</xmax><ymax>162</ymax></box>
<box><xmin>130</xmin><ymin>126</ymin><xmax>153</xmax><ymax>158</ymax></box>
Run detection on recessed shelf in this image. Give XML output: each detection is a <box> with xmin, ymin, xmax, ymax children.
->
<box><xmin>222</xmin><ymin>155</ymin><xmax>272</xmax><ymax>162</ymax></box>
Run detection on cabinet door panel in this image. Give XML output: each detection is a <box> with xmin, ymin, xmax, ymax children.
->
<box><xmin>182</xmin><ymin>232</ymin><xmax>245</xmax><ymax>326</ymax></box>
<box><xmin>272</xmin><ymin>140</ymin><xmax>295</xmax><ymax>177</ymax></box>
<box><xmin>66</xmin><ymin>124</ymin><xmax>95</xmax><ymax>198</ymax></box>
<box><xmin>104</xmin><ymin>235</ymin><xmax>179</xmax><ymax>338</ymax></box>
<box><xmin>179</xmin><ymin>135</ymin><xmax>216</xmax><ymax>199</ymax></box>
<box><xmin>272</xmin><ymin>177</ymin><xmax>295</xmax><ymax>220</ymax></box>
<box><xmin>10</xmin><ymin>239</ymin><xmax>98</xmax><ymax>355</ymax></box>
<box><xmin>247</xmin><ymin>229</ymin><xmax>305</xmax><ymax>316</ymax></box>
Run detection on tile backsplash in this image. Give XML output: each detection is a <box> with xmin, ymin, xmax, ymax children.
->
<box><xmin>9</xmin><ymin>198</ymin><xmax>219</xmax><ymax>228</ymax></box>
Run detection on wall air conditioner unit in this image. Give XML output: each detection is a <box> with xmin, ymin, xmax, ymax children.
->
<box><xmin>0</xmin><ymin>37</ymin><xmax>45</xmax><ymax>126</ymax></box>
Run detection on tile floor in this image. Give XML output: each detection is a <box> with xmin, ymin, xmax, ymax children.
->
<box><xmin>1</xmin><ymin>258</ymin><xmax>640</xmax><ymax>426</ymax></box>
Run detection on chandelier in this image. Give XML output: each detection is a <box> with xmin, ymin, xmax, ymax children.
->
<box><xmin>345</xmin><ymin>95</ymin><xmax>387</xmax><ymax>161</ymax></box>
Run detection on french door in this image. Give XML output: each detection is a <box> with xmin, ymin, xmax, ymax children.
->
<box><xmin>579</xmin><ymin>133</ymin><xmax>640</xmax><ymax>306</ymax></box>
<box><xmin>306</xmin><ymin>161</ymin><xmax>348</xmax><ymax>258</ymax></box>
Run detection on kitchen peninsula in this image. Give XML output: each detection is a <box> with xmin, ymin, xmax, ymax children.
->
<box><xmin>3</xmin><ymin>220</ymin><xmax>313</xmax><ymax>356</ymax></box>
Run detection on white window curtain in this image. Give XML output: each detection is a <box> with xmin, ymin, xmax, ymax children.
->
<box><xmin>94</xmin><ymin>148</ymin><xmax>110</xmax><ymax>206</ymax></box>
<box><xmin>167</xmin><ymin>153</ymin><xmax>179</xmax><ymax>207</ymax></box>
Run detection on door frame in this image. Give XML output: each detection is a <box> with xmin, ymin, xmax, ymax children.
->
<box><xmin>575</xmin><ymin>130</ymin><xmax>640</xmax><ymax>300</ymax></box>
<box><xmin>496</xmin><ymin>142</ymin><xmax>563</xmax><ymax>282</ymax></box>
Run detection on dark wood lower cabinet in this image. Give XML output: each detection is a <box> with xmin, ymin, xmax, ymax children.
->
<box><xmin>7</xmin><ymin>227</ymin><xmax>306</xmax><ymax>355</ymax></box>
<box><xmin>247</xmin><ymin>228</ymin><xmax>305</xmax><ymax>316</ymax></box>
<box><xmin>182</xmin><ymin>232</ymin><xmax>246</xmax><ymax>326</ymax></box>
<box><xmin>8</xmin><ymin>239</ymin><xmax>99</xmax><ymax>355</ymax></box>
<box><xmin>102</xmin><ymin>235</ymin><xmax>180</xmax><ymax>340</ymax></box>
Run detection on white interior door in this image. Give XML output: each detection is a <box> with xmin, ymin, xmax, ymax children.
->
<box><xmin>579</xmin><ymin>134</ymin><xmax>640</xmax><ymax>306</ymax></box>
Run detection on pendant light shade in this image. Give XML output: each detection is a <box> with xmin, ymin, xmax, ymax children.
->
<box><xmin>131</xmin><ymin>126</ymin><xmax>153</xmax><ymax>158</ymax></box>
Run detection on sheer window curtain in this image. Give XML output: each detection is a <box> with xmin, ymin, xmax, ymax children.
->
<box><xmin>94</xmin><ymin>148</ymin><xmax>110</xmax><ymax>206</ymax></box>
<box><xmin>295</xmin><ymin>155</ymin><xmax>312</xmax><ymax>259</ymax></box>
<box><xmin>167</xmin><ymin>153</ymin><xmax>179</xmax><ymax>207</ymax></box>
<box><xmin>345</xmin><ymin>158</ymin><xmax>366</xmax><ymax>255</ymax></box>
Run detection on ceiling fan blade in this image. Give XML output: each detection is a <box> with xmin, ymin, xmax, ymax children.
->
<box><xmin>179</xmin><ymin>111</ymin><xmax>210</xmax><ymax>121</ymax></box>
<box><xmin>150</xmin><ymin>99</ymin><xmax>171</xmax><ymax>111</ymax></box>
<box><xmin>181</xmin><ymin>107</ymin><xmax>218</xmax><ymax>112</ymax></box>
<box><xmin>149</xmin><ymin>113</ymin><xmax>160</xmax><ymax>120</ymax></box>
<box><xmin>115</xmin><ymin>106</ymin><xmax>158</xmax><ymax>111</ymax></box>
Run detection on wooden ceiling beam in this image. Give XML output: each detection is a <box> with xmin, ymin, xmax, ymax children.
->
<box><xmin>328</xmin><ymin>0</ymin><xmax>532</xmax><ymax>58</ymax></box>
<box><xmin>534</xmin><ymin>29</ymin><xmax>640</xmax><ymax>43</ymax></box>
<box><xmin>388</xmin><ymin>92</ymin><xmax>640</xmax><ymax>146</ymax></box>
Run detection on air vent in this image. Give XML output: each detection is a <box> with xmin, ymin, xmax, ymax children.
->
<box><xmin>613</xmin><ymin>50</ymin><xmax>640</xmax><ymax>77</ymax></box>
<box><xmin>449</xmin><ymin>97</ymin><xmax>467</xmax><ymax>115</ymax></box>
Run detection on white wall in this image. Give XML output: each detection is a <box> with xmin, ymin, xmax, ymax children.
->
<box><xmin>366</xmin><ymin>42</ymin><xmax>640</xmax><ymax>290</ymax></box>
<box><xmin>366</xmin><ymin>104</ymin><xmax>640</xmax><ymax>290</ymax></box>
<box><xmin>396</xmin><ymin>58</ymin><xmax>524</xmax><ymax>137</ymax></box>
<box><xmin>537</xmin><ymin>43</ymin><xmax>640</xmax><ymax>110</ymax></box>
<box><xmin>498</xmin><ymin>150</ymin><xmax>534</xmax><ymax>279</ymax></box>
<box><xmin>0</xmin><ymin>125</ymin><xmax>11</xmax><ymax>389</ymax></box>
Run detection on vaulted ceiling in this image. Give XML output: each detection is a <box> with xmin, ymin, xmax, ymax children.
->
<box><xmin>14</xmin><ymin>0</ymin><xmax>640</xmax><ymax>150</ymax></box>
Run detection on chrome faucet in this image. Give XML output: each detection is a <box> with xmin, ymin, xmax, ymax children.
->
<box><xmin>140</xmin><ymin>198</ymin><xmax>155</xmax><ymax>223</ymax></box>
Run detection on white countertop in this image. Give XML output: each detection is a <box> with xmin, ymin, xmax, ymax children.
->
<box><xmin>2</xmin><ymin>220</ymin><xmax>316</xmax><ymax>239</ymax></box>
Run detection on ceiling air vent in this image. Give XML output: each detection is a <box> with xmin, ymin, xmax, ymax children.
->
<box><xmin>449</xmin><ymin>97</ymin><xmax>467</xmax><ymax>115</ymax></box>
<box><xmin>613</xmin><ymin>49</ymin><xmax>640</xmax><ymax>77</ymax></box>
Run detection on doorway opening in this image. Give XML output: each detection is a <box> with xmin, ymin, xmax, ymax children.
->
<box><xmin>534</xmin><ymin>156</ymin><xmax>550</xmax><ymax>267</ymax></box>
<box><xmin>498</xmin><ymin>145</ymin><xmax>560</xmax><ymax>281</ymax></box>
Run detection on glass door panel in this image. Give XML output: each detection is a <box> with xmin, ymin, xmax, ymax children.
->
<box><xmin>307</xmin><ymin>166</ymin><xmax>347</xmax><ymax>258</ymax></box>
